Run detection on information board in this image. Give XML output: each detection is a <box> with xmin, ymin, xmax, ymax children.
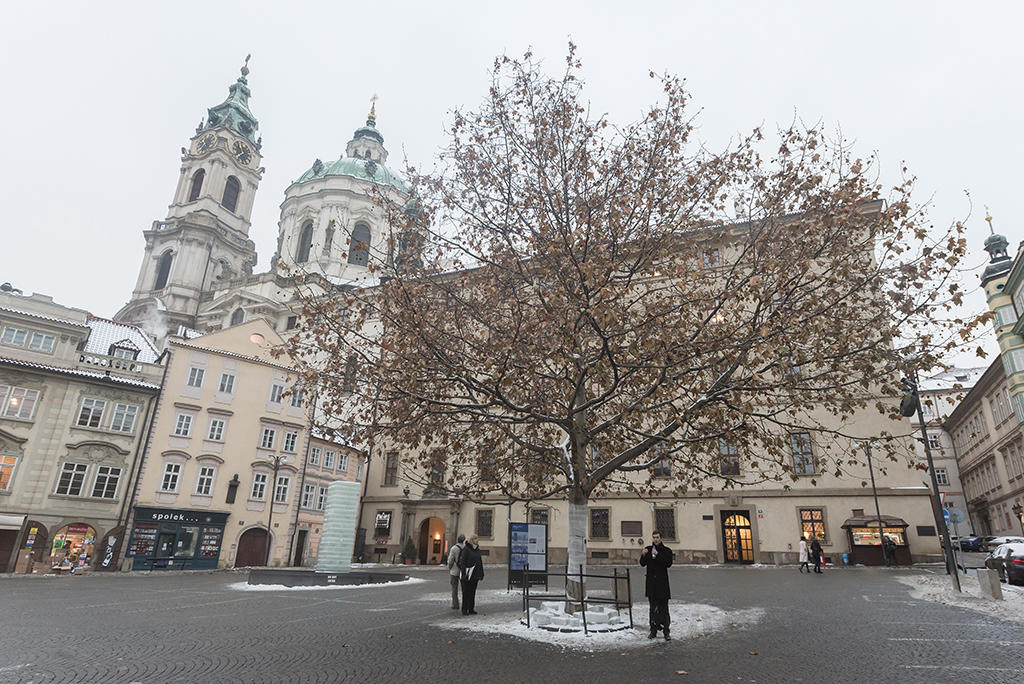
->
<box><xmin>507</xmin><ymin>522</ymin><xmax>548</xmax><ymax>589</ymax></box>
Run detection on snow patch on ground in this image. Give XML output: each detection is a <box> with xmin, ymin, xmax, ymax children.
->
<box><xmin>433</xmin><ymin>602</ymin><xmax>764</xmax><ymax>651</ymax></box>
<box><xmin>226</xmin><ymin>577</ymin><xmax>427</xmax><ymax>592</ymax></box>
<box><xmin>896</xmin><ymin>571</ymin><xmax>1024</xmax><ymax>624</ymax></box>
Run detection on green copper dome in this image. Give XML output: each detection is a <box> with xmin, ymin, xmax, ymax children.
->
<box><xmin>198</xmin><ymin>58</ymin><xmax>259</xmax><ymax>145</ymax></box>
<box><xmin>295</xmin><ymin>156</ymin><xmax>409</xmax><ymax>192</ymax></box>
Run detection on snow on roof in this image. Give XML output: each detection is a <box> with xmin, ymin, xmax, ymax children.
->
<box><xmin>0</xmin><ymin>304</ymin><xmax>88</xmax><ymax>329</ymax></box>
<box><xmin>919</xmin><ymin>366</ymin><xmax>987</xmax><ymax>393</ymax></box>
<box><xmin>0</xmin><ymin>355</ymin><xmax>161</xmax><ymax>390</ymax></box>
<box><xmin>175</xmin><ymin>324</ymin><xmax>204</xmax><ymax>340</ymax></box>
<box><xmin>84</xmin><ymin>316</ymin><xmax>160</xmax><ymax>362</ymax></box>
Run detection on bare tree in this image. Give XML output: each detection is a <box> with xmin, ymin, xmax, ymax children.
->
<box><xmin>282</xmin><ymin>45</ymin><xmax>982</xmax><ymax>591</ymax></box>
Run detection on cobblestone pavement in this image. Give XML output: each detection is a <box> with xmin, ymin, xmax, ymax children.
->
<box><xmin>2</xmin><ymin>564</ymin><xmax>1022</xmax><ymax>683</ymax></box>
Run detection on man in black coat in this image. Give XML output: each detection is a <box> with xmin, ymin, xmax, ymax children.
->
<box><xmin>810</xmin><ymin>535</ymin><xmax>823</xmax><ymax>574</ymax></box>
<box><xmin>457</xmin><ymin>535</ymin><xmax>484</xmax><ymax>615</ymax></box>
<box><xmin>639</xmin><ymin>530</ymin><xmax>674</xmax><ymax>640</ymax></box>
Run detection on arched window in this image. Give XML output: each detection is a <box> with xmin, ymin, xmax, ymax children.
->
<box><xmin>154</xmin><ymin>252</ymin><xmax>173</xmax><ymax>290</ymax></box>
<box><xmin>230</xmin><ymin>308</ymin><xmax>245</xmax><ymax>326</ymax></box>
<box><xmin>296</xmin><ymin>221</ymin><xmax>313</xmax><ymax>264</ymax></box>
<box><xmin>187</xmin><ymin>169</ymin><xmax>205</xmax><ymax>202</ymax></box>
<box><xmin>347</xmin><ymin>223</ymin><xmax>371</xmax><ymax>267</ymax></box>
<box><xmin>222</xmin><ymin>176</ymin><xmax>241</xmax><ymax>213</ymax></box>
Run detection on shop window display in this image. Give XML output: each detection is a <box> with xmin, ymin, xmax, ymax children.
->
<box><xmin>49</xmin><ymin>524</ymin><xmax>96</xmax><ymax>573</ymax></box>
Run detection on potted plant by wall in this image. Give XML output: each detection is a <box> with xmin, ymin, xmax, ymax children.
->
<box><xmin>403</xmin><ymin>537</ymin><xmax>417</xmax><ymax>565</ymax></box>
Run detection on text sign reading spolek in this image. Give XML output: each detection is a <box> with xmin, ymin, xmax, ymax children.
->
<box><xmin>509</xmin><ymin>522</ymin><xmax>547</xmax><ymax>571</ymax></box>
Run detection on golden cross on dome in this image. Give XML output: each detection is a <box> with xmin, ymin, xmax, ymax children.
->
<box><xmin>985</xmin><ymin>205</ymin><xmax>994</xmax><ymax>233</ymax></box>
<box><xmin>241</xmin><ymin>53</ymin><xmax>252</xmax><ymax>77</ymax></box>
<box><xmin>369</xmin><ymin>94</ymin><xmax>378</xmax><ymax>121</ymax></box>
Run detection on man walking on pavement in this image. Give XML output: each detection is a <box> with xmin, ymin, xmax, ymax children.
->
<box><xmin>447</xmin><ymin>534</ymin><xmax>466</xmax><ymax>610</ymax></box>
<box><xmin>810</xmin><ymin>535</ymin><xmax>823</xmax><ymax>574</ymax></box>
<box><xmin>640</xmin><ymin>530</ymin><xmax>674</xmax><ymax>640</ymax></box>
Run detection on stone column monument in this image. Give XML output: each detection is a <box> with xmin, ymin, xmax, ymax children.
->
<box><xmin>316</xmin><ymin>480</ymin><xmax>362</xmax><ymax>574</ymax></box>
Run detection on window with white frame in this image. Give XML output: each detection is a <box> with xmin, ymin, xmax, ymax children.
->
<box><xmin>308</xmin><ymin>446</ymin><xmax>321</xmax><ymax>466</ymax></box>
<box><xmin>28</xmin><ymin>332</ymin><xmax>55</xmax><ymax>352</ymax></box>
<box><xmin>173</xmin><ymin>413</ymin><xmax>193</xmax><ymax>437</ymax></box>
<box><xmin>251</xmin><ymin>472</ymin><xmax>268</xmax><ymax>500</ymax></box>
<box><xmin>274</xmin><ymin>475</ymin><xmax>290</xmax><ymax>504</ymax></box>
<box><xmin>283</xmin><ymin>431</ymin><xmax>298</xmax><ymax>453</ymax></box>
<box><xmin>91</xmin><ymin>465</ymin><xmax>121</xmax><ymax>499</ymax></box>
<box><xmin>160</xmin><ymin>463</ymin><xmax>182</xmax><ymax>492</ymax></box>
<box><xmin>1</xmin><ymin>326</ymin><xmax>28</xmax><ymax>347</ymax></box>
<box><xmin>0</xmin><ymin>454</ymin><xmax>17</xmax><ymax>491</ymax></box>
<box><xmin>207</xmin><ymin>418</ymin><xmax>226</xmax><ymax>441</ymax></box>
<box><xmin>338</xmin><ymin>452</ymin><xmax>350</xmax><ymax>472</ymax></box>
<box><xmin>77</xmin><ymin>398</ymin><xmax>106</xmax><ymax>428</ymax></box>
<box><xmin>702</xmin><ymin>248</ymin><xmax>720</xmax><ymax>268</ymax></box>
<box><xmin>927</xmin><ymin>434</ymin><xmax>941</xmax><ymax>450</ymax></box>
<box><xmin>110</xmin><ymin>346</ymin><xmax>136</xmax><ymax>360</ymax></box>
<box><xmin>316</xmin><ymin>485</ymin><xmax>327</xmax><ymax>510</ymax></box>
<box><xmin>218</xmin><ymin>372</ymin><xmax>235</xmax><ymax>393</ymax></box>
<box><xmin>997</xmin><ymin>305</ymin><xmax>1018</xmax><ymax>328</ymax></box>
<box><xmin>324</xmin><ymin>450</ymin><xmax>336</xmax><ymax>470</ymax></box>
<box><xmin>55</xmin><ymin>462</ymin><xmax>89</xmax><ymax>495</ymax></box>
<box><xmin>1</xmin><ymin>385</ymin><xmax>40</xmax><ymax>420</ymax></box>
<box><xmin>290</xmin><ymin>390</ymin><xmax>304</xmax><ymax>408</ymax></box>
<box><xmin>260</xmin><ymin>427</ymin><xmax>276</xmax><ymax>449</ymax></box>
<box><xmin>356</xmin><ymin>458</ymin><xmax>364</xmax><ymax>481</ymax></box>
<box><xmin>935</xmin><ymin>467</ymin><xmax>949</xmax><ymax>486</ymax></box>
<box><xmin>301</xmin><ymin>483</ymin><xmax>316</xmax><ymax>508</ymax></box>
<box><xmin>187</xmin><ymin>367</ymin><xmax>205</xmax><ymax>388</ymax></box>
<box><xmin>195</xmin><ymin>465</ymin><xmax>216</xmax><ymax>496</ymax></box>
<box><xmin>269</xmin><ymin>384</ymin><xmax>285</xmax><ymax>404</ymax></box>
<box><xmin>109</xmin><ymin>403</ymin><xmax>139</xmax><ymax>433</ymax></box>
<box><xmin>1006</xmin><ymin>387</ymin><xmax>1015</xmax><ymax>416</ymax></box>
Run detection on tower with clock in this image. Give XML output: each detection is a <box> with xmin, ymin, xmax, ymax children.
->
<box><xmin>116</xmin><ymin>57</ymin><xmax>265</xmax><ymax>335</ymax></box>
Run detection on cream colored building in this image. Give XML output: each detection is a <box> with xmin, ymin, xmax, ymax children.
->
<box><xmin>0</xmin><ymin>289</ymin><xmax>162</xmax><ymax>573</ymax></box>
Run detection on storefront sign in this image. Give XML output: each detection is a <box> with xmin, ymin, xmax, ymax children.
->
<box><xmin>134</xmin><ymin>507</ymin><xmax>227</xmax><ymax>525</ymax></box>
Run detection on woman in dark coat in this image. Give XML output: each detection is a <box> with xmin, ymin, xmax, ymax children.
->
<box><xmin>639</xmin><ymin>530</ymin><xmax>674</xmax><ymax>640</ymax></box>
<box><xmin>458</xmin><ymin>535</ymin><xmax>484</xmax><ymax>615</ymax></box>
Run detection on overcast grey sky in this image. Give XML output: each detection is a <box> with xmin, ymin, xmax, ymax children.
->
<box><xmin>1</xmin><ymin>1</ymin><xmax>1018</xmax><ymax>360</ymax></box>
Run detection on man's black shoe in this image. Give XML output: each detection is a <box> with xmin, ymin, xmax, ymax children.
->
<box><xmin>664</xmin><ymin>632</ymin><xmax>671</xmax><ymax>641</ymax></box>
<box><xmin>468</xmin><ymin>611</ymin><xmax>478</xmax><ymax>615</ymax></box>
<box><xmin>648</xmin><ymin>631</ymin><xmax>657</xmax><ymax>639</ymax></box>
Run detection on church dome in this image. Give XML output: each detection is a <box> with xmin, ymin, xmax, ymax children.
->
<box><xmin>295</xmin><ymin>156</ymin><xmax>409</xmax><ymax>193</ymax></box>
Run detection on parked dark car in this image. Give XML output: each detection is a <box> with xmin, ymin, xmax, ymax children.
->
<box><xmin>958</xmin><ymin>536</ymin><xmax>984</xmax><ymax>552</ymax></box>
<box><xmin>984</xmin><ymin>543</ymin><xmax>1024</xmax><ymax>585</ymax></box>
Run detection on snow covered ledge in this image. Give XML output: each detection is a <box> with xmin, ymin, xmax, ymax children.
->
<box><xmin>525</xmin><ymin>601</ymin><xmax>631</xmax><ymax>632</ymax></box>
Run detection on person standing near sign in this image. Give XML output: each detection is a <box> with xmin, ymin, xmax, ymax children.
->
<box><xmin>447</xmin><ymin>534</ymin><xmax>466</xmax><ymax>610</ymax></box>
<box><xmin>640</xmin><ymin>530</ymin><xmax>674</xmax><ymax>640</ymax></box>
<box><xmin>458</xmin><ymin>535</ymin><xmax>484</xmax><ymax>615</ymax></box>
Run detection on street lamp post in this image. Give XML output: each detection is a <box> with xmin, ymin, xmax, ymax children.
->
<box><xmin>865</xmin><ymin>441</ymin><xmax>889</xmax><ymax>566</ymax></box>
<box><xmin>1013</xmin><ymin>502</ymin><xmax>1024</xmax><ymax>536</ymax></box>
<box><xmin>264</xmin><ymin>455</ymin><xmax>288</xmax><ymax>567</ymax></box>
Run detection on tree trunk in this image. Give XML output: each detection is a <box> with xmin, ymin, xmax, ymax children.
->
<box><xmin>565</xmin><ymin>494</ymin><xmax>588</xmax><ymax>611</ymax></box>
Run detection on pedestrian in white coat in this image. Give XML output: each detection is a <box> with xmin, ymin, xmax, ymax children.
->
<box><xmin>447</xmin><ymin>534</ymin><xmax>466</xmax><ymax>610</ymax></box>
<box><xmin>798</xmin><ymin>537</ymin><xmax>810</xmax><ymax>573</ymax></box>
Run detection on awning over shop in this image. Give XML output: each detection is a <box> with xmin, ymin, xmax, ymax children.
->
<box><xmin>0</xmin><ymin>513</ymin><xmax>26</xmax><ymax>531</ymax></box>
<box><xmin>840</xmin><ymin>514</ymin><xmax>908</xmax><ymax>529</ymax></box>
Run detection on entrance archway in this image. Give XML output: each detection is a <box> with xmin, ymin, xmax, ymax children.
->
<box><xmin>721</xmin><ymin>511</ymin><xmax>754</xmax><ymax>563</ymax></box>
<box><xmin>236</xmin><ymin>528</ymin><xmax>269</xmax><ymax>567</ymax></box>
<box><xmin>417</xmin><ymin>517</ymin><xmax>446</xmax><ymax>565</ymax></box>
<box><xmin>51</xmin><ymin>523</ymin><xmax>97</xmax><ymax>569</ymax></box>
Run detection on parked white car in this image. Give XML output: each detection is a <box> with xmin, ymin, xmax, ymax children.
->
<box><xmin>984</xmin><ymin>536</ymin><xmax>1024</xmax><ymax>552</ymax></box>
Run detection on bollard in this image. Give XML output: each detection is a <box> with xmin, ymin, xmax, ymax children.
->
<box><xmin>976</xmin><ymin>568</ymin><xmax>1003</xmax><ymax>600</ymax></box>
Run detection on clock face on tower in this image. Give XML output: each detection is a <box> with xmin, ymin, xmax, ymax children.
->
<box><xmin>232</xmin><ymin>141</ymin><xmax>252</xmax><ymax>165</ymax></box>
<box><xmin>198</xmin><ymin>134</ymin><xmax>215</xmax><ymax>152</ymax></box>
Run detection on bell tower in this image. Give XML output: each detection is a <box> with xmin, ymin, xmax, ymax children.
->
<box><xmin>117</xmin><ymin>57</ymin><xmax>264</xmax><ymax>340</ymax></box>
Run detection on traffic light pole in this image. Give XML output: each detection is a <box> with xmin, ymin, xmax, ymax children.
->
<box><xmin>905</xmin><ymin>370</ymin><xmax>961</xmax><ymax>593</ymax></box>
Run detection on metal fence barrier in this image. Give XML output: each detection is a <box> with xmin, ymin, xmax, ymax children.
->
<box><xmin>520</xmin><ymin>564</ymin><xmax>633</xmax><ymax>634</ymax></box>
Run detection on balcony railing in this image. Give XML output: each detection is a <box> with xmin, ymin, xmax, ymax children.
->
<box><xmin>77</xmin><ymin>353</ymin><xmax>162</xmax><ymax>383</ymax></box>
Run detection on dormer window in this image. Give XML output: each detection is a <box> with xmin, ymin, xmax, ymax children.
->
<box><xmin>222</xmin><ymin>176</ymin><xmax>240</xmax><ymax>213</ymax></box>
<box><xmin>109</xmin><ymin>346</ymin><xmax>138</xmax><ymax>361</ymax></box>
<box><xmin>188</xmin><ymin>169</ymin><xmax>205</xmax><ymax>202</ymax></box>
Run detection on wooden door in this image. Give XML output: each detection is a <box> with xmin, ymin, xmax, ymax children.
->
<box><xmin>722</xmin><ymin>511</ymin><xmax>754</xmax><ymax>563</ymax></box>
<box><xmin>292</xmin><ymin>530</ymin><xmax>307</xmax><ymax>567</ymax></box>
<box><xmin>235</xmin><ymin>528</ymin><xmax>268</xmax><ymax>567</ymax></box>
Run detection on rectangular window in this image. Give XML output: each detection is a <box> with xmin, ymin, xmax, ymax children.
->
<box><xmin>530</xmin><ymin>508</ymin><xmax>549</xmax><ymax>526</ymax></box>
<box><xmin>935</xmin><ymin>467</ymin><xmax>949</xmax><ymax>486</ymax></box>
<box><xmin>173</xmin><ymin>413</ymin><xmax>193</xmax><ymax>437</ymax></box>
<box><xmin>1014</xmin><ymin>350</ymin><xmax>1024</xmax><ymax>377</ymax></box>
<box><xmin>91</xmin><ymin>465</ymin><xmax>122</xmax><ymax>499</ymax></box>
<box><xmin>218</xmin><ymin>373</ymin><xmax>235</xmax><ymax>393</ymax></box>
<box><xmin>28</xmin><ymin>332</ymin><xmax>55</xmax><ymax>352</ymax></box>
<box><xmin>338</xmin><ymin>453</ymin><xmax>349</xmax><ymax>472</ymax></box>
<box><xmin>110</xmin><ymin>346</ymin><xmax>136</xmax><ymax>360</ymax></box>
<box><xmin>799</xmin><ymin>508</ymin><xmax>827</xmax><ymax>544</ymax></box>
<box><xmin>356</xmin><ymin>458</ymin><xmax>364</xmax><ymax>482</ymax></box>
<box><xmin>1006</xmin><ymin>388</ymin><xmax>1015</xmax><ymax>416</ymax></box>
<box><xmin>997</xmin><ymin>392</ymin><xmax>1008</xmax><ymax>422</ymax></box>
<box><xmin>308</xmin><ymin>446</ymin><xmax>321</xmax><ymax>465</ymax></box>
<box><xmin>702</xmin><ymin>248</ymin><xmax>720</xmax><ymax>268</ymax></box>
<box><xmin>374</xmin><ymin>510</ymin><xmax>392</xmax><ymax>536</ymax></box>
<box><xmin>286</xmin><ymin>315</ymin><xmax>298</xmax><ymax>330</ymax></box>
<box><xmin>654</xmin><ymin>508</ymin><xmax>676</xmax><ymax>540</ymax></box>
<box><xmin>274</xmin><ymin>475</ymin><xmax>291</xmax><ymax>504</ymax></box>
<box><xmin>195</xmin><ymin>466</ymin><xmax>216</xmax><ymax>495</ymax></box>
<box><xmin>926</xmin><ymin>434</ymin><xmax>941</xmax><ymax>450</ymax></box>
<box><xmin>3</xmin><ymin>386</ymin><xmax>40</xmax><ymax>420</ymax></box>
<box><xmin>316</xmin><ymin>486</ymin><xmax>327</xmax><ymax>510</ymax></box>
<box><xmin>251</xmin><ymin>472</ymin><xmax>268</xmax><ymax>500</ymax></box>
<box><xmin>384</xmin><ymin>451</ymin><xmax>398</xmax><ymax>485</ymax></box>
<box><xmin>283</xmin><ymin>431</ymin><xmax>298</xmax><ymax>453</ymax></box>
<box><xmin>187</xmin><ymin>367</ymin><xmax>205</xmax><ymax>388</ymax></box>
<box><xmin>290</xmin><ymin>390</ymin><xmax>304</xmax><ymax>408</ymax></box>
<box><xmin>1</xmin><ymin>326</ymin><xmax>28</xmax><ymax>346</ymax></box>
<box><xmin>998</xmin><ymin>305</ymin><xmax>1019</xmax><ymax>327</ymax></box>
<box><xmin>55</xmin><ymin>462</ymin><xmax>89</xmax><ymax>495</ymax></box>
<box><xmin>302</xmin><ymin>483</ymin><xmax>316</xmax><ymax>508</ymax></box>
<box><xmin>207</xmin><ymin>418</ymin><xmax>225</xmax><ymax>441</ymax></box>
<box><xmin>77</xmin><ymin>398</ymin><xmax>107</xmax><ymax>428</ymax></box>
<box><xmin>476</xmin><ymin>508</ymin><xmax>494</xmax><ymax>538</ymax></box>
<box><xmin>109</xmin><ymin>403</ymin><xmax>139</xmax><ymax>433</ymax></box>
<box><xmin>790</xmin><ymin>432</ymin><xmax>815</xmax><ymax>475</ymax></box>
<box><xmin>260</xmin><ymin>427</ymin><xmax>276</xmax><ymax>449</ymax></box>
<box><xmin>590</xmin><ymin>508</ymin><xmax>610</xmax><ymax>539</ymax></box>
<box><xmin>324</xmin><ymin>450</ymin><xmax>336</xmax><ymax>469</ymax></box>
<box><xmin>719</xmin><ymin>439</ymin><xmax>740</xmax><ymax>476</ymax></box>
<box><xmin>652</xmin><ymin>455</ymin><xmax>671</xmax><ymax>477</ymax></box>
<box><xmin>0</xmin><ymin>454</ymin><xmax>17</xmax><ymax>491</ymax></box>
<box><xmin>160</xmin><ymin>463</ymin><xmax>181</xmax><ymax>492</ymax></box>
<box><xmin>269</xmin><ymin>384</ymin><xmax>285</xmax><ymax>404</ymax></box>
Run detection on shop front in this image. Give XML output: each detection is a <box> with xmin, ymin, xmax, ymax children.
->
<box><xmin>49</xmin><ymin>523</ymin><xmax>97</xmax><ymax>573</ymax></box>
<box><xmin>842</xmin><ymin>513</ymin><xmax>912</xmax><ymax>566</ymax></box>
<box><xmin>128</xmin><ymin>507</ymin><xmax>229</xmax><ymax>570</ymax></box>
